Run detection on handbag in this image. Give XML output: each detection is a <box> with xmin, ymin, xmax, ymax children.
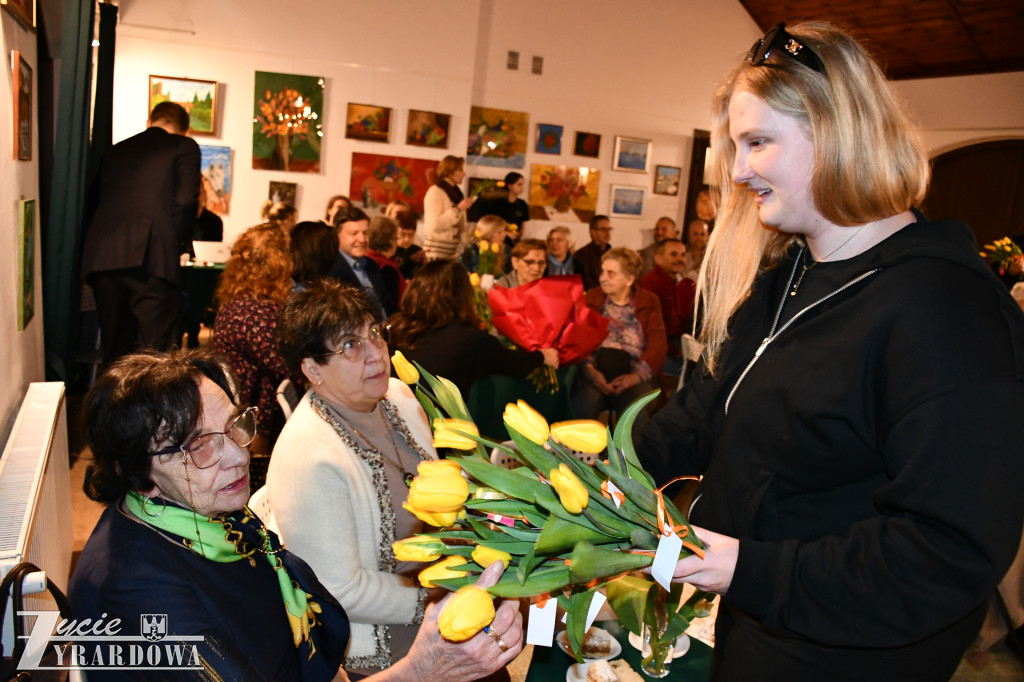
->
<box><xmin>593</xmin><ymin>347</ymin><xmax>633</xmax><ymax>381</ymax></box>
<box><xmin>0</xmin><ymin>562</ymin><xmax>73</xmax><ymax>682</ymax></box>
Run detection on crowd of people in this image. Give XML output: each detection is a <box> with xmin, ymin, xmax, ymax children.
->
<box><xmin>72</xmin><ymin>20</ymin><xmax>1024</xmax><ymax>682</ymax></box>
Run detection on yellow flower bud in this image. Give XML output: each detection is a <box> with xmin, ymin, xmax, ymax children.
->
<box><xmin>392</xmin><ymin>535</ymin><xmax>446</xmax><ymax>562</ymax></box>
<box><xmin>432</xmin><ymin>418</ymin><xmax>480</xmax><ymax>451</ymax></box>
<box><xmin>503</xmin><ymin>400</ymin><xmax>549</xmax><ymax>444</ymax></box>
<box><xmin>550</xmin><ymin>420</ymin><xmax>608</xmax><ymax>454</ymax></box>
<box><xmin>474</xmin><ymin>229</ymin><xmax>483</xmax><ymax>239</ymax></box>
<box><xmin>408</xmin><ymin>465</ymin><xmax>469</xmax><ymax>512</ymax></box>
<box><xmin>496</xmin><ymin>181</ymin><xmax>506</xmax><ymax>187</ymax></box>
<box><xmin>469</xmin><ymin>272</ymin><xmax>481</xmax><ymax>287</ymax></box>
<box><xmin>479</xmin><ymin>239</ymin><xmax>490</xmax><ymax>250</ymax></box>
<box><xmin>419</xmin><ymin>556</ymin><xmax>468</xmax><ymax>588</ymax></box>
<box><xmin>417</xmin><ymin>459</ymin><xmax>465</xmax><ymax>477</ymax></box>
<box><xmin>549</xmin><ymin>463</ymin><xmax>589</xmax><ymax>514</ymax></box>
<box><xmin>507</xmin><ymin>223</ymin><xmax>518</xmax><ymax>233</ymax></box>
<box><xmin>402</xmin><ymin>501</ymin><xmax>459</xmax><ymax>527</ymax></box>
<box><xmin>438</xmin><ymin>585</ymin><xmax>495</xmax><ymax>641</ymax></box>
<box><xmin>391</xmin><ymin>351</ymin><xmax>419</xmax><ymax>384</ymax></box>
<box><xmin>472</xmin><ymin>545</ymin><xmax>512</xmax><ymax>570</ymax></box>
<box><xmin>491</xmin><ymin>242</ymin><xmax>500</xmax><ymax>253</ymax></box>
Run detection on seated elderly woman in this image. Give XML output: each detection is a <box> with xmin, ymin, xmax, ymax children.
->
<box><xmin>70</xmin><ymin>349</ymin><xmax>522</xmax><ymax>682</ymax></box>
<box><xmin>390</xmin><ymin>260</ymin><xmax>558</xmax><ymax>396</ymax></box>
<box><xmin>270</xmin><ymin>279</ymin><xmax>520</xmax><ymax>675</ymax></box>
<box><xmin>495</xmin><ymin>238</ymin><xmax>547</xmax><ymax>288</ymax></box>
<box><xmin>545</xmin><ymin>226</ymin><xmax>576</xmax><ymax>277</ymax></box>
<box><xmin>572</xmin><ymin>247</ymin><xmax>667</xmax><ymax>429</ymax></box>
<box><xmin>213</xmin><ymin>225</ymin><xmax>292</xmax><ymax>451</ymax></box>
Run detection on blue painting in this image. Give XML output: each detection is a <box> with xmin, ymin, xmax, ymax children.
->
<box><xmin>611</xmin><ymin>185</ymin><xmax>645</xmax><ymax>218</ymax></box>
<box><xmin>200</xmin><ymin>145</ymin><xmax>232</xmax><ymax>215</ymax></box>
<box><xmin>613</xmin><ymin>136</ymin><xmax>651</xmax><ymax>173</ymax></box>
<box><xmin>536</xmin><ymin>123</ymin><xmax>563</xmax><ymax>155</ymax></box>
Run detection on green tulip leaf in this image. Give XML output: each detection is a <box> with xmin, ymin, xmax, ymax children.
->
<box><xmin>535</xmin><ymin>515</ymin><xmax>622</xmax><ymax>554</ymax></box>
<box><xmin>612</xmin><ymin>390</ymin><xmax>660</xmax><ymax>489</ymax></box>
<box><xmin>606</xmin><ymin>575</ymin><xmax>654</xmax><ymax>636</ymax></box>
<box><xmin>454</xmin><ymin>455</ymin><xmax>547</xmax><ymax>503</ymax></box>
<box><xmin>567</xmin><ymin>541</ymin><xmax>654</xmax><ymax>584</ymax></box>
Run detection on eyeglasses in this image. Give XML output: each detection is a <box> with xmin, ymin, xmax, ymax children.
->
<box><xmin>320</xmin><ymin>323</ymin><xmax>391</xmax><ymax>363</ymax></box>
<box><xmin>518</xmin><ymin>259</ymin><xmax>546</xmax><ymax>268</ymax></box>
<box><xmin>747</xmin><ymin>23</ymin><xmax>825</xmax><ymax>76</ymax></box>
<box><xmin>150</xmin><ymin>406</ymin><xmax>259</xmax><ymax>469</ymax></box>
<box><xmin>592</xmin><ymin>227</ymin><xmax>613</xmax><ymax>233</ymax></box>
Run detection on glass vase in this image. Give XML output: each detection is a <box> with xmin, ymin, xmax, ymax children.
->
<box><xmin>640</xmin><ymin>585</ymin><xmax>675</xmax><ymax>678</ymax></box>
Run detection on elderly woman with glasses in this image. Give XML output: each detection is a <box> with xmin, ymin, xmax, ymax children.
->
<box><xmin>495</xmin><ymin>238</ymin><xmax>548</xmax><ymax>288</ymax></box>
<box><xmin>268</xmin><ymin>279</ymin><xmax>520</xmax><ymax>676</ymax></box>
<box><xmin>71</xmin><ymin>347</ymin><xmax>522</xmax><ymax>682</ymax></box>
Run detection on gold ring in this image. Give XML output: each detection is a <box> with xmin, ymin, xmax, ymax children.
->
<box><xmin>484</xmin><ymin>625</ymin><xmax>509</xmax><ymax>652</ymax></box>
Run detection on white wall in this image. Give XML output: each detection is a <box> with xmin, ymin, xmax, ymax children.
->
<box><xmin>0</xmin><ymin>12</ymin><xmax>46</xmax><ymax>445</ymax></box>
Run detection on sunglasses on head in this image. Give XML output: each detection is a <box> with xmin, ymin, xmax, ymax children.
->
<box><xmin>747</xmin><ymin>23</ymin><xmax>826</xmax><ymax>76</ymax></box>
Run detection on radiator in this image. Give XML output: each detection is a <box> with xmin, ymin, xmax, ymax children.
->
<box><xmin>0</xmin><ymin>381</ymin><xmax>72</xmax><ymax>657</ymax></box>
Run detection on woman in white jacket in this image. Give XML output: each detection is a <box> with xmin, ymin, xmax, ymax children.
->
<box><xmin>422</xmin><ymin>155</ymin><xmax>475</xmax><ymax>260</ymax></box>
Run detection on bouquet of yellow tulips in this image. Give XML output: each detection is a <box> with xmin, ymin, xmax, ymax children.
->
<box><xmin>981</xmin><ymin>236</ymin><xmax>1023</xmax><ymax>276</ymax></box>
<box><xmin>390</xmin><ymin>352</ymin><xmax>712</xmax><ymax>662</ymax></box>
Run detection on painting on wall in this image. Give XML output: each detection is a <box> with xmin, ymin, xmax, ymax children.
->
<box><xmin>200</xmin><ymin>145</ymin><xmax>232</xmax><ymax>215</ymax></box>
<box><xmin>535</xmin><ymin>124</ymin><xmax>563</xmax><ymax>155</ymax></box>
<box><xmin>653</xmin><ymin>165</ymin><xmax>681</xmax><ymax>196</ymax></box>
<box><xmin>467</xmin><ymin>106</ymin><xmax>529</xmax><ymax>168</ymax></box>
<box><xmin>610</xmin><ymin>185</ymin><xmax>645</xmax><ymax>218</ymax></box>
<box><xmin>573</xmin><ymin>131</ymin><xmax>601</xmax><ymax>158</ymax></box>
<box><xmin>253</xmin><ymin>70</ymin><xmax>324</xmax><ymax>173</ymax></box>
<box><xmin>1</xmin><ymin>0</ymin><xmax>35</xmax><ymax>30</ymax></box>
<box><xmin>407</xmin><ymin>110</ymin><xmax>450</xmax><ymax>148</ymax></box>
<box><xmin>350</xmin><ymin>153</ymin><xmax>438</xmax><ymax>215</ymax></box>
<box><xmin>612</xmin><ymin>136</ymin><xmax>652</xmax><ymax>173</ymax></box>
<box><xmin>346</xmin><ymin>103</ymin><xmax>392</xmax><ymax>143</ymax></box>
<box><xmin>269</xmin><ymin>181</ymin><xmax>297</xmax><ymax>206</ymax></box>
<box><xmin>12</xmin><ymin>51</ymin><xmax>31</xmax><ymax>160</ymax></box>
<box><xmin>149</xmin><ymin>75</ymin><xmax>217</xmax><ymax>136</ymax></box>
<box><xmin>18</xmin><ymin>199</ymin><xmax>35</xmax><ymax>331</ymax></box>
<box><xmin>527</xmin><ymin>164</ymin><xmax>600</xmax><ymax>223</ymax></box>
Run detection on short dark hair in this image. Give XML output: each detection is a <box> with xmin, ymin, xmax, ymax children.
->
<box><xmin>589</xmin><ymin>214</ymin><xmax>610</xmax><ymax>231</ymax></box>
<box><xmin>369</xmin><ymin>216</ymin><xmax>399</xmax><ymax>252</ymax></box>
<box><xmin>83</xmin><ymin>349</ymin><xmax>236</xmax><ymax>504</ymax></box>
<box><xmin>332</xmin><ymin>205</ymin><xmax>370</xmax><ymax>230</ymax></box>
<box><xmin>278</xmin><ymin>279</ymin><xmax>380</xmax><ymax>374</ymax></box>
<box><xmin>503</xmin><ymin>172</ymin><xmax>524</xmax><ymax>185</ymax></box>
<box><xmin>149</xmin><ymin>102</ymin><xmax>190</xmax><ymax>133</ymax></box>
<box><xmin>290</xmin><ymin>221</ymin><xmax>339</xmax><ymax>286</ymax></box>
<box><xmin>654</xmin><ymin>238</ymin><xmax>685</xmax><ymax>256</ymax></box>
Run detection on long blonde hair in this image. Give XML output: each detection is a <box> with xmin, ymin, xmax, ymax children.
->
<box><xmin>697</xmin><ymin>22</ymin><xmax>930</xmax><ymax>372</ymax></box>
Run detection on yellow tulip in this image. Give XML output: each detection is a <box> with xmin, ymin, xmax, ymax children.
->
<box><xmin>472</xmin><ymin>545</ymin><xmax>512</xmax><ymax>570</ymax></box>
<box><xmin>391</xmin><ymin>351</ymin><xmax>420</xmax><ymax>384</ymax></box>
<box><xmin>417</xmin><ymin>459</ymin><xmax>464</xmax><ymax>477</ymax></box>
<box><xmin>469</xmin><ymin>272</ymin><xmax>481</xmax><ymax>287</ymax></box>
<box><xmin>503</xmin><ymin>400</ymin><xmax>549</xmax><ymax>444</ymax></box>
<box><xmin>550</xmin><ymin>420</ymin><xmax>608</xmax><ymax>454</ymax></box>
<box><xmin>491</xmin><ymin>242</ymin><xmax>500</xmax><ymax>253</ymax></box>
<box><xmin>438</xmin><ymin>585</ymin><xmax>495</xmax><ymax>641</ymax></box>
<box><xmin>479</xmin><ymin>239</ymin><xmax>490</xmax><ymax>250</ymax></box>
<box><xmin>432</xmin><ymin>418</ymin><xmax>480</xmax><ymax>451</ymax></box>
<box><xmin>549</xmin><ymin>463</ymin><xmax>589</xmax><ymax>514</ymax></box>
<box><xmin>507</xmin><ymin>223</ymin><xmax>518</xmax><ymax>233</ymax></box>
<box><xmin>496</xmin><ymin>181</ymin><xmax>506</xmax><ymax>187</ymax></box>
<box><xmin>474</xmin><ymin>229</ymin><xmax>483</xmax><ymax>239</ymax></box>
<box><xmin>392</xmin><ymin>535</ymin><xmax>446</xmax><ymax>562</ymax></box>
<box><xmin>418</xmin><ymin>556</ymin><xmax>468</xmax><ymax>588</ymax></box>
<box><xmin>402</xmin><ymin>502</ymin><xmax>459</xmax><ymax>527</ymax></box>
<box><xmin>408</xmin><ymin>466</ymin><xmax>469</xmax><ymax>512</ymax></box>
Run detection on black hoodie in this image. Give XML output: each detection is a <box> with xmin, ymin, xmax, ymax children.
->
<box><xmin>639</xmin><ymin>211</ymin><xmax>1024</xmax><ymax>681</ymax></box>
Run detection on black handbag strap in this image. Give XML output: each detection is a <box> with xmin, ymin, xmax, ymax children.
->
<box><xmin>1</xmin><ymin>562</ymin><xmax>74</xmax><ymax>675</ymax></box>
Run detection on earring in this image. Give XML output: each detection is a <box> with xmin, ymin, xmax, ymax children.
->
<box><xmin>142</xmin><ymin>495</ymin><xmax>167</xmax><ymax>518</ymax></box>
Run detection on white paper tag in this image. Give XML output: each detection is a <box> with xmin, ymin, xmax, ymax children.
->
<box><xmin>606</xmin><ymin>480</ymin><xmax>623</xmax><ymax>508</ymax></box>
<box><xmin>584</xmin><ymin>591</ymin><xmax>606</xmax><ymax>632</ymax></box>
<box><xmin>652</xmin><ymin>532</ymin><xmax>683</xmax><ymax>591</ymax></box>
<box><xmin>526</xmin><ymin>599</ymin><xmax>558</xmax><ymax>646</ymax></box>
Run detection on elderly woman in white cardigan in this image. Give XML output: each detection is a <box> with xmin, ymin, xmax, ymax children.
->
<box><xmin>422</xmin><ymin>155</ymin><xmax>475</xmax><ymax>261</ymax></box>
<box><xmin>268</xmin><ymin>279</ymin><xmax>439</xmax><ymax>675</ymax></box>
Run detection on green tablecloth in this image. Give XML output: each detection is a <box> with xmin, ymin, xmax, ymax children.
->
<box><xmin>525</xmin><ymin>620</ymin><xmax>711</xmax><ymax>681</ymax></box>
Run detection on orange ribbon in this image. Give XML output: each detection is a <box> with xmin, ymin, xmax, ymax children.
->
<box><xmin>600</xmin><ymin>480</ymin><xmax>626</xmax><ymax>506</ymax></box>
<box><xmin>653</xmin><ymin>475</ymin><xmax>705</xmax><ymax>559</ymax></box>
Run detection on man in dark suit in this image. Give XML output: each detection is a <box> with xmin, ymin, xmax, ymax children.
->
<box><xmin>328</xmin><ymin>206</ymin><xmax>399</xmax><ymax>316</ymax></box>
<box><xmin>81</xmin><ymin>102</ymin><xmax>201</xmax><ymax>364</ymax></box>
<box><xmin>573</xmin><ymin>214</ymin><xmax>614</xmax><ymax>290</ymax></box>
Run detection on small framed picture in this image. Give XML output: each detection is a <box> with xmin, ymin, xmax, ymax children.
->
<box><xmin>406</xmin><ymin>109</ymin><xmax>450</xmax><ymax>148</ymax></box>
<box><xmin>612</xmin><ymin>136</ymin><xmax>651</xmax><ymax>173</ymax></box>
<box><xmin>1</xmin><ymin>0</ymin><xmax>35</xmax><ymax>30</ymax></box>
<box><xmin>610</xmin><ymin>185</ymin><xmax>645</xmax><ymax>219</ymax></box>
<box><xmin>269</xmin><ymin>181</ymin><xmax>297</xmax><ymax>206</ymax></box>
<box><xmin>535</xmin><ymin>123</ymin><xmax>563</xmax><ymax>154</ymax></box>
<box><xmin>12</xmin><ymin>51</ymin><xmax>31</xmax><ymax>160</ymax></box>
<box><xmin>574</xmin><ymin>131</ymin><xmax>601</xmax><ymax>158</ymax></box>
<box><xmin>653</xmin><ymin>165</ymin><xmax>681</xmax><ymax>196</ymax></box>
<box><xmin>346</xmin><ymin>103</ymin><xmax>392</xmax><ymax>143</ymax></box>
<box><xmin>149</xmin><ymin>75</ymin><xmax>218</xmax><ymax>136</ymax></box>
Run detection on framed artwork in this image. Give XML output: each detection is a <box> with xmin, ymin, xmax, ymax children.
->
<box><xmin>350</xmin><ymin>152</ymin><xmax>438</xmax><ymax>215</ymax></box>
<box><xmin>653</xmin><ymin>165</ymin><xmax>681</xmax><ymax>196</ymax></box>
<box><xmin>200</xmin><ymin>145</ymin><xmax>232</xmax><ymax>215</ymax></box>
<box><xmin>346</xmin><ymin>103</ymin><xmax>392</xmax><ymax>143</ymax></box>
<box><xmin>613</xmin><ymin>136</ymin><xmax>652</xmax><ymax>173</ymax></box>
<box><xmin>17</xmin><ymin>199</ymin><xmax>35</xmax><ymax>331</ymax></box>
<box><xmin>467</xmin><ymin>106</ymin><xmax>529</xmax><ymax>168</ymax></box>
<box><xmin>527</xmin><ymin>164</ymin><xmax>600</xmax><ymax>223</ymax></box>
<box><xmin>407</xmin><ymin>110</ymin><xmax>450</xmax><ymax>149</ymax></box>
<box><xmin>1</xmin><ymin>0</ymin><xmax>35</xmax><ymax>30</ymax></box>
<box><xmin>610</xmin><ymin>185</ymin><xmax>645</xmax><ymax>218</ymax></box>
<box><xmin>269</xmin><ymin>181</ymin><xmax>297</xmax><ymax>206</ymax></box>
<box><xmin>253</xmin><ymin>71</ymin><xmax>324</xmax><ymax>173</ymax></box>
<box><xmin>12</xmin><ymin>51</ymin><xmax>31</xmax><ymax>160</ymax></box>
<box><xmin>535</xmin><ymin>124</ymin><xmax>563</xmax><ymax>155</ymax></box>
<box><xmin>149</xmin><ymin>75</ymin><xmax>218</xmax><ymax>136</ymax></box>
<box><xmin>574</xmin><ymin>131</ymin><xmax>601</xmax><ymax>158</ymax></box>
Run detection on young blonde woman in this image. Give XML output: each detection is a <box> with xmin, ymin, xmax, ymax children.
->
<box><xmin>638</xmin><ymin>22</ymin><xmax>1024</xmax><ymax>680</ymax></box>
